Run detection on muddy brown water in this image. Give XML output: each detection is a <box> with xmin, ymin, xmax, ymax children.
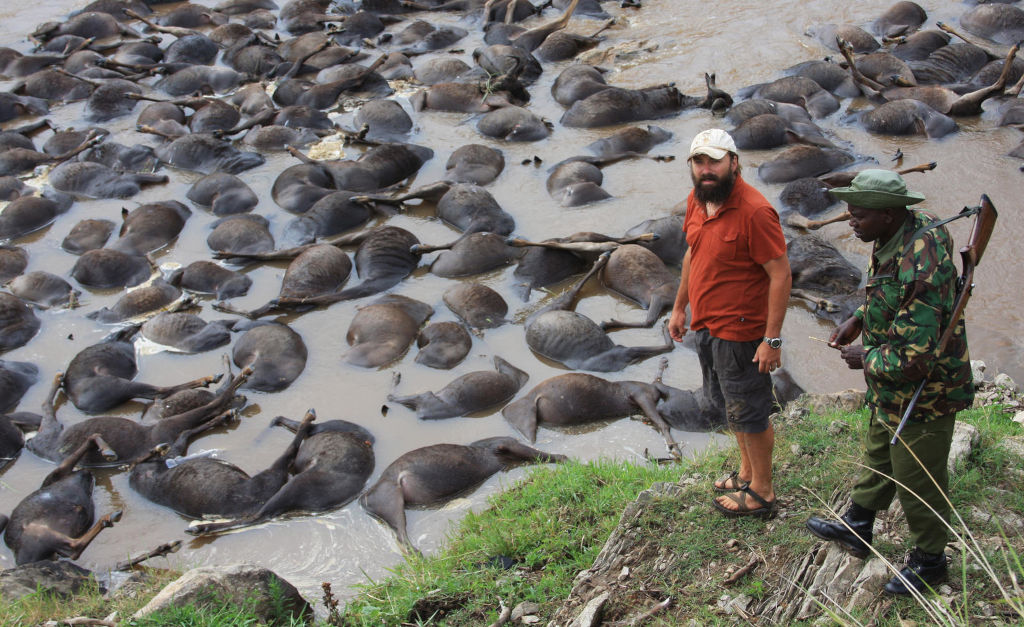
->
<box><xmin>1</xmin><ymin>0</ymin><xmax>1021</xmax><ymax>599</ymax></box>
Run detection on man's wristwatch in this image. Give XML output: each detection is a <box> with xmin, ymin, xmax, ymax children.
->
<box><xmin>763</xmin><ymin>336</ymin><xmax>783</xmax><ymax>349</ymax></box>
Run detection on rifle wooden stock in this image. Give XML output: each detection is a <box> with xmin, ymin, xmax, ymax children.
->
<box><xmin>891</xmin><ymin>194</ymin><xmax>998</xmax><ymax>445</ymax></box>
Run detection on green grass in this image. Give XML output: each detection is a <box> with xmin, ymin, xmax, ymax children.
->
<box><xmin>339</xmin><ymin>403</ymin><xmax>1024</xmax><ymax>626</ymax></box>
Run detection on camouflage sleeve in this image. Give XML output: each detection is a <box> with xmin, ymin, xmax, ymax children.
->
<box><xmin>854</xmin><ymin>304</ymin><xmax>865</xmax><ymax>321</ymax></box>
<box><xmin>863</xmin><ymin>233</ymin><xmax>956</xmax><ymax>384</ymax></box>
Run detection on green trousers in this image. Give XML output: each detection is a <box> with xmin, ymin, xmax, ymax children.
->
<box><xmin>851</xmin><ymin>407</ymin><xmax>957</xmax><ymax>554</ymax></box>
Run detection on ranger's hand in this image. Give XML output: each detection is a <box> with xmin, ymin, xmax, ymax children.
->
<box><xmin>839</xmin><ymin>344</ymin><xmax>866</xmax><ymax>370</ymax></box>
<box><xmin>829</xmin><ymin>316</ymin><xmax>863</xmax><ymax>348</ymax></box>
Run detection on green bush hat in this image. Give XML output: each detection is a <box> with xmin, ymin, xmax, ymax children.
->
<box><xmin>828</xmin><ymin>169</ymin><xmax>926</xmax><ymax>209</ymax></box>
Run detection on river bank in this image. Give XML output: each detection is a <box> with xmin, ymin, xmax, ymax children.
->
<box><xmin>4</xmin><ymin>376</ymin><xmax>1022</xmax><ymax>626</ymax></box>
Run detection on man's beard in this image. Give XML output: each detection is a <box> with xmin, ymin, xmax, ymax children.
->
<box><xmin>692</xmin><ymin>168</ymin><xmax>736</xmax><ymax>205</ymax></box>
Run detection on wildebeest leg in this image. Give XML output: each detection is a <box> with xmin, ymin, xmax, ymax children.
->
<box><xmin>628</xmin><ymin>384</ymin><xmax>681</xmax><ymax>459</ymax></box>
<box><xmin>506</xmin><ymin>233</ymin><xmax>656</xmax><ymax>252</ymax></box>
<box><xmin>935</xmin><ymin>21</ymin><xmax>1015</xmax><ymax>60</ymax></box>
<box><xmin>28</xmin><ymin>373</ymin><xmax>66</xmax><ymax>456</ymax></box>
<box><xmin>948</xmin><ymin>43</ymin><xmax>1020</xmax><ymax>116</ymax></box>
<box><xmin>836</xmin><ymin>37</ymin><xmax>886</xmax><ymax>96</ymax></box>
<box><xmin>613</xmin><ymin>321</ymin><xmax>676</xmax><ymax>366</ymax></box>
<box><xmin>114</xmin><ymin>539</ymin><xmax>182</xmax><ymax>571</ymax></box>
<box><xmin>163</xmin><ymin>409</ymin><xmax>236</xmax><ymax>458</ymax></box>
<box><xmin>123</xmin><ymin>9</ymin><xmax>203</xmax><ymax>39</ymax></box>
<box><xmin>535</xmin><ymin>250</ymin><xmax>610</xmax><ymax>315</ymax></box>
<box><xmin>118</xmin><ymin>372</ymin><xmax>223</xmax><ymax>406</ymax></box>
<box><xmin>212</xmin><ymin>298</ymin><xmax>281</xmax><ymax>319</ymax></box>
<box><xmin>148</xmin><ymin>367</ymin><xmax>250</xmax><ymax>444</ymax></box>
<box><xmin>43</xmin><ymin>434</ymin><xmax>115</xmax><ymax>487</ymax></box>
<box><xmin>492</xmin><ymin>439</ymin><xmax>568</xmax><ymax>463</ymax></box>
<box><xmin>790</xmin><ymin>288</ymin><xmax>842</xmax><ymax>314</ymax></box>
<box><xmin>510</xmin><ymin>0</ymin><xmax>579</xmax><ymax>52</ymax></box>
<box><xmin>213</xmin><ymin>244</ymin><xmax>314</xmax><ymax>262</ymax></box>
<box><xmin>602</xmin><ymin>291</ymin><xmax>672</xmax><ymax>330</ymax></box>
<box><xmin>360</xmin><ymin>478</ymin><xmax>416</xmax><ymax>553</ymax></box>
<box><xmin>785</xmin><ymin>210</ymin><xmax>850</xmax><ymax>231</ymax></box>
<box><xmin>352</xmin><ymin>181</ymin><xmax>452</xmax><ymax>209</ymax></box>
<box><xmin>62</xmin><ymin>510</ymin><xmax>123</xmax><ymax>560</ymax></box>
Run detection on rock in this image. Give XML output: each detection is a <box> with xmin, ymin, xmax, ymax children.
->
<box><xmin>718</xmin><ymin>593</ymin><xmax>753</xmax><ymax>615</ymax></box>
<box><xmin>0</xmin><ymin>560</ymin><xmax>98</xmax><ymax>601</ymax></box>
<box><xmin>1014</xmin><ymin>411</ymin><xmax>1024</xmax><ymax>426</ymax></box>
<box><xmin>969</xmin><ymin>506</ymin><xmax>1024</xmax><ymax>531</ymax></box>
<box><xmin>971</xmin><ymin>360</ymin><xmax>986</xmax><ymax>384</ymax></box>
<box><xmin>799</xmin><ymin>389</ymin><xmax>866</xmax><ymax>414</ymax></box>
<box><xmin>949</xmin><ymin>421</ymin><xmax>979</xmax><ymax>474</ymax></box>
<box><xmin>132</xmin><ymin>564</ymin><xmax>310</xmax><ymax>625</ymax></box>
<box><xmin>512</xmin><ymin>600</ymin><xmax>540</xmax><ymax>621</ymax></box>
<box><xmin>994</xmin><ymin>373</ymin><xmax>1019</xmax><ymax>393</ymax></box>
<box><xmin>999</xmin><ymin>438</ymin><xmax>1024</xmax><ymax>458</ymax></box>
<box><xmin>827</xmin><ymin>420</ymin><xmax>848</xmax><ymax>436</ymax></box>
<box><xmin>790</xmin><ymin>444</ymin><xmax>802</xmax><ymax>455</ymax></box>
<box><xmin>569</xmin><ymin>591</ymin><xmax>609</xmax><ymax>627</ymax></box>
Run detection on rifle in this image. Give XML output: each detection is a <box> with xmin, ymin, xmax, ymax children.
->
<box><xmin>890</xmin><ymin>194</ymin><xmax>998</xmax><ymax>446</ymax></box>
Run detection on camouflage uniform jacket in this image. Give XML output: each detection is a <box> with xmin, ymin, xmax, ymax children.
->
<box><xmin>853</xmin><ymin>210</ymin><xmax>974</xmax><ymax>422</ymax></box>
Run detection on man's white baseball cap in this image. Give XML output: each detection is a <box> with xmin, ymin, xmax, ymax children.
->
<box><xmin>688</xmin><ymin>129</ymin><xmax>737</xmax><ymax>160</ymax></box>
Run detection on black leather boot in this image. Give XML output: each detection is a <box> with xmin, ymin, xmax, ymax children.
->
<box><xmin>805</xmin><ymin>503</ymin><xmax>874</xmax><ymax>559</ymax></box>
<box><xmin>883</xmin><ymin>548</ymin><xmax>947</xmax><ymax>595</ymax></box>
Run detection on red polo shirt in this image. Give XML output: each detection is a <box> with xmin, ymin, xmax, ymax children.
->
<box><xmin>684</xmin><ymin>175</ymin><xmax>786</xmax><ymax>342</ymax></box>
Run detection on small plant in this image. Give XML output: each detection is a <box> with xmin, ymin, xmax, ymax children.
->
<box><xmin>322</xmin><ymin>581</ymin><xmax>343</xmax><ymax>626</ymax></box>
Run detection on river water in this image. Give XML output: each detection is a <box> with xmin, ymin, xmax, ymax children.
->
<box><xmin>1</xmin><ymin>0</ymin><xmax>1021</xmax><ymax>600</ymax></box>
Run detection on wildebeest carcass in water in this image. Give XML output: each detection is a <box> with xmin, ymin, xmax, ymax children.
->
<box><xmin>186</xmin><ymin>409</ymin><xmax>375</xmax><ymax>535</ymax></box>
<box><xmin>360</xmin><ymin>437</ymin><xmax>565</xmax><ymax>552</ymax></box>
<box><xmin>3</xmin><ymin>436</ymin><xmax>122</xmax><ymax>565</ymax></box>
<box><xmin>27</xmin><ymin>367</ymin><xmax>247</xmax><ymax>466</ymax></box>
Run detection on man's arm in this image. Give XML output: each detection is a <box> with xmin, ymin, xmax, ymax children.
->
<box><xmin>753</xmin><ymin>253</ymin><xmax>792</xmax><ymax>373</ymax></box>
<box><xmin>667</xmin><ymin>248</ymin><xmax>691</xmax><ymax>342</ymax></box>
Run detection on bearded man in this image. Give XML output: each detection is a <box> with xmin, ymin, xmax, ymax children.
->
<box><xmin>667</xmin><ymin>129</ymin><xmax>792</xmax><ymax>518</ymax></box>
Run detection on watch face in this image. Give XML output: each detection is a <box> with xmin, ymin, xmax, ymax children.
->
<box><xmin>766</xmin><ymin>338</ymin><xmax>782</xmax><ymax>349</ymax></box>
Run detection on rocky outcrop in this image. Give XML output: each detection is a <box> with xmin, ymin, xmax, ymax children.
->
<box><xmin>132</xmin><ymin>564</ymin><xmax>311</xmax><ymax>625</ymax></box>
<box><xmin>0</xmin><ymin>560</ymin><xmax>98</xmax><ymax>601</ymax></box>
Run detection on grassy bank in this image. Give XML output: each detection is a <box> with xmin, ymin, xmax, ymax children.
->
<box><xmin>4</xmin><ymin>401</ymin><xmax>1021</xmax><ymax>626</ymax></box>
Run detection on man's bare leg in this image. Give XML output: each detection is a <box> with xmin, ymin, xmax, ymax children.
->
<box><xmin>716</xmin><ymin>425</ymin><xmax>775</xmax><ymax>511</ymax></box>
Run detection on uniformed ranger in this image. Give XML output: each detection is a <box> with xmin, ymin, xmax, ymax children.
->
<box><xmin>805</xmin><ymin>169</ymin><xmax>973</xmax><ymax>595</ymax></box>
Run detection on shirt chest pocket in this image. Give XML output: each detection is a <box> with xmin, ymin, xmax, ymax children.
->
<box><xmin>865</xmin><ymin>274</ymin><xmax>903</xmax><ymax>317</ymax></box>
<box><xmin>713</xmin><ymin>230</ymin><xmax>739</xmax><ymax>261</ymax></box>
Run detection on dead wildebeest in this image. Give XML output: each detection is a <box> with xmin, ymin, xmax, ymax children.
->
<box><xmin>213</xmin><ymin>244</ymin><xmax>352</xmax><ymax>319</ymax></box>
<box><xmin>215</xmin><ymin>225</ymin><xmax>422</xmax><ymax>311</ymax></box>
<box><xmin>521</xmin><ymin>251</ymin><xmax>674</xmax><ymax>371</ymax></box>
<box><xmin>27</xmin><ymin>367</ymin><xmax>247</xmax><ymax>466</ymax></box>
<box><xmin>561</xmin><ymin>74</ymin><xmax>731</xmax><ymax>127</ymax></box>
<box><xmin>387</xmin><ymin>356</ymin><xmax>528</xmax><ymax>420</ymax></box>
<box><xmin>344</xmin><ymin>294</ymin><xmax>433</xmax><ymax>368</ymax></box>
<box><xmin>443</xmin><ymin>282</ymin><xmax>509</xmax><ymax>329</ymax></box>
<box><xmin>128</xmin><ymin>409</ymin><xmax>310</xmax><ymax>520</ymax></box>
<box><xmin>230</xmin><ymin>321</ymin><xmax>308</xmax><ymax>392</ymax></box>
<box><xmin>502</xmin><ymin>371</ymin><xmax>681</xmax><ymax>458</ymax></box>
<box><xmin>0</xmin><ymin>292</ymin><xmax>41</xmax><ymax>353</ymax></box>
<box><xmin>60</xmin><ymin>333</ymin><xmax>221</xmax><ymax>413</ymax></box>
<box><xmin>3</xmin><ymin>436</ymin><xmax>122</xmax><ymax>565</ymax></box>
<box><xmin>360</xmin><ymin>437</ymin><xmax>565</xmax><ymax>552</ymax></box>
<box><xmin>186</xmin><ymin>409</ymin><xmax>375</xmax><ymax>535</ymax></box>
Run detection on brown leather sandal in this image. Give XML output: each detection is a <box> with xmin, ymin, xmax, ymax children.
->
<box><xmin>712</xmin><ymin>486</ymin><xmax>777</xmax><ymax>519</ymax></box>
<box><xmin>713</xmin><ymin>470</ymin><xmax>750</xmax><ymax>493</ymax></box>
